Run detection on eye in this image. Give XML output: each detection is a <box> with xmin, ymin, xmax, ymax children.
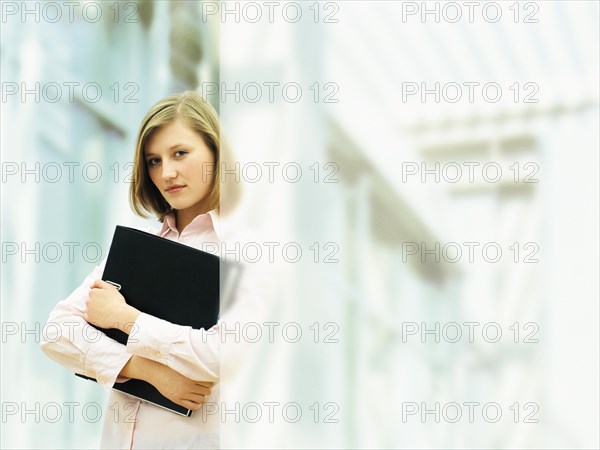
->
<box><xmin>146</xmin><ymin>158</ymin><xmax>160</xmax><ymax>166</ymax></box>
<box><xmin>175</xmin><ymin>150</ymin><xmax>188</xmax><ymax>157</ymax></box>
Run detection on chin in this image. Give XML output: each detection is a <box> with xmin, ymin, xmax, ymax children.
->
<box><xmin>170</xmin><ymin>202</ymin><xmax>192</xmax><ymax>211</ymax></box>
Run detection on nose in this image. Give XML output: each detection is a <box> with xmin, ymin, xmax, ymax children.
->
<box><xmin>161</xmin><ymin>160</ymin><xmax>177</xmax><ymax>180</ymax></box>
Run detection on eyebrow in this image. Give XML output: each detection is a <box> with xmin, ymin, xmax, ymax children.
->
<box><xmin>144</xmin><ymin>143</ymin><xmax>187</xmax><ymax>158</ymax></box>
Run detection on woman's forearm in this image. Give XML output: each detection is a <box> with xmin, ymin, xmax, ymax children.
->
<box><xmin>119</xmin><ymin>355</ymin><xmax>159</xmax><ymax>383</ymax></box>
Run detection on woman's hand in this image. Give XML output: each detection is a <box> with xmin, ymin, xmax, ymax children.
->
<box><xmin>84</xmin><ymin>279</ymin><xmax>140</xmax><ymax>333</ymax></box>
<box><xmin>146</xmin><ymin>362</ymin><xmax>214</xmax><ymax>411</ymax></box>
<box><xmin>120</xmin><ymin>356</ymin><xmax>214</xmax><ymax>410</ymax></box>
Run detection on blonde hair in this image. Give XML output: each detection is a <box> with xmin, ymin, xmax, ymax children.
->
<box><xmin>129</xmin><ymin>91</ymin><xmax>238</xmax><ymax>222</ymax></box>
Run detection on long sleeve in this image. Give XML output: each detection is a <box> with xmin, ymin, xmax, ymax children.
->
<box><xmin>40</xmin><ymin>258</ymin><xmax>133</xmax><ymax>391</ymax></box>
<box><xmin>124</xmin><ymin>258</ymin><xmax>277</xmax><ymax>385</ymax></box>
<box><xmin>125</xmin><ymin>313</ymin><xmax>220</xmax><ymax>382</ymax></box>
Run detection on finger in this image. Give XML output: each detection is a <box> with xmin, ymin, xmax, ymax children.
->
<box><xmin>183</xmin><ymin>399</ymin><xmax>203</xmax><ymax>410</ymax></box>
<box><xmin>90</xmin><ymin>279</ymin><xmax>112</xmax><ymax>289</ymax></box>
<box><xmin>190</xmin><ymin>388</ymin><xmax>211</xmax><ymax>398</ymax></box>
<box><xmin>175</xmin><ymin>398</ymin><xmax>200</xmax><ymax>410</ymax></box>
<box><xmin>194</xmin><ymin>386</ymin><xmax>212</xmax><ymax>396</ymax></box>
<box><xmin>194</xmin><ymin>385</ymin><xmax>213</xmax><ymax>395</ymax></box>
<box><xmin>195</xmin><ymin>381</ymin><xmax>214</xmax><ymax>388</ymax></box>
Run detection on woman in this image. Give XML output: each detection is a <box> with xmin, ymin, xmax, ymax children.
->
<box><xmin>41</xmin><ymin>91</ymin><xmax>232</xmax><ymax>449</ymax></box>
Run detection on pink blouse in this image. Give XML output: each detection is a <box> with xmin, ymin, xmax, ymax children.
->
<box><xmin>41</xmin><ymin>210</ymin><xmax>223</xmax><ymax>449</ymax></box>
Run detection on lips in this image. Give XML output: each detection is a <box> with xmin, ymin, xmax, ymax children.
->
<box><xmin>166</xmin><ymin>185</ymin><xmax>186</xmax><ymax>193</ymax></box>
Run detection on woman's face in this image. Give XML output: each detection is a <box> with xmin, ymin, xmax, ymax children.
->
<box><xmin>145</xmin><ymin>118</ymin><xmax>215</xmax><ymax>217</ymax></box>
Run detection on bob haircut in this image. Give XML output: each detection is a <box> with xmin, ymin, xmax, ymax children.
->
<box><xmin>130</xmin><ymin>91</ymin><xmax>236</xmax><ymax>222</ymax></box>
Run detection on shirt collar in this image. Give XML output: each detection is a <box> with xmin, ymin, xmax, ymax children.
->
<box><xmin>159</xmin><ymin>209</ymin><xmax>221</xmax><ymax>240</ymax></box>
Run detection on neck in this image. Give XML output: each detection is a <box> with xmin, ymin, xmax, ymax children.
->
<box><xmin>175</xmin><ymin>205</ymin><xmax>210</xmax><ymax>235</ymax></box>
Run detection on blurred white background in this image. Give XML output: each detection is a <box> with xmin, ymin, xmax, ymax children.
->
<box><xmin>1</xmin><ymin>1</ymin><xmax>598</xmax><ymax>448</ymax></box>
